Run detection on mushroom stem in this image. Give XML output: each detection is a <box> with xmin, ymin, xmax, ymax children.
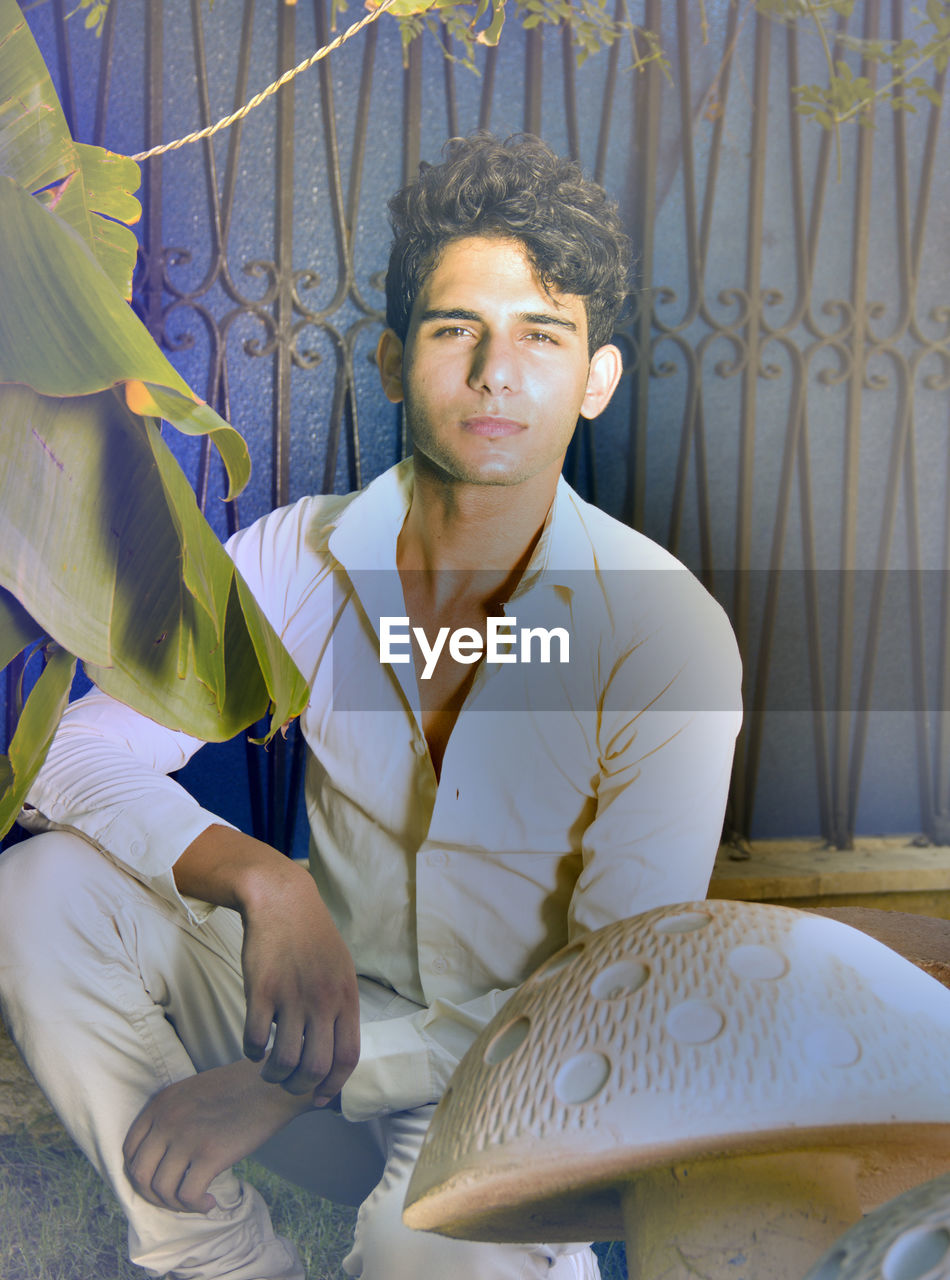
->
<box><xmin>620</xmin><ymin>1150</ymin><xmax>862</xmax><ymax>1280</ymax></box>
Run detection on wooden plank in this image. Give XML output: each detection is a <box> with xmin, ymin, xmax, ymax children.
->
<box><xmin>709</xmin><ymin>837</ymin><xmax>950</xmax><ymax>915</ymax></box>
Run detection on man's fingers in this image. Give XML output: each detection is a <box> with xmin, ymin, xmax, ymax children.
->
<box><xmin>243</xmin><ymin>997</ymin><xmax>274</xmax><ymax>1062</ymax></box>
<box><xmin>259</xmin><ymin>1013</ymin><xmax>306</xmax><ymax>1084</ymax></box>
<box><xmin>124</xmin><ymin>1131</ymin><xmax>175</xmax><ymax>1211</ymax></box>
<box><xmin>177</xmin><ymin>1162</ymin><xmax>220</xmax><ymax>1214</ymax></box>
<box><xmin>312</xmin><ymin>1013</ymin><xmax>361</xmax><ymax>1104</ymax></box>
<box><xmin>127</xmin><ymin>1142</ymin><xmax>217</xmax><ymax>1214</ymax></box>
<box><xmin>122</xmin><ymin>1106</ymin><xmax>155</xmax><ymax>1168</ymax></box>
<box><xmin>279</xmin><ymin>1019</ymin><xmax>334</xmax><ymax>1096</ymax></box>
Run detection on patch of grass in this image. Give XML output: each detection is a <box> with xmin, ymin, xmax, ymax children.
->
<box><xmin>0</xmin><ymin>1128</ymin><xmax>627</xmax><ymax>1278</ymax></box>
<box><xmin>0</xmin><ymin>1128</ymin><xmax>356</xmax><ymax>1280</ymax></box>
<box><xmin>0</xmin><ymin>1128</ymin><xmax>139</xmax><ymax>1279</ymax></box>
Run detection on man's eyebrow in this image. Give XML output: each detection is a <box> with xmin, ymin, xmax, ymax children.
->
<box><xmin>417</xmin><ymin>307</ymin><xmax>483</xmax><ymax>325</ymax></box>
<box><xmin>418</xmin><ymin>307</ymin><xmax>578</xmax><ymax>332</ymax></box>
<box><xmin>520</xmin><ymin>311</ymin><xmax>578</xmax><ymax>332</ymax></box>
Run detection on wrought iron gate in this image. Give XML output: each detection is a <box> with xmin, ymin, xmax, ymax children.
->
<box><xmin>7</xmin><ymin>0</ymin><xmax>950</xmax><ymax>853</ymax></box>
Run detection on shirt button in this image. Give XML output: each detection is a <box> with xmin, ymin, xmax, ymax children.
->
<box><xmin>431</xmin><ymin>957</ymin><xmax>448</xmax><ymax>974</ymax></box>
<box><xmin>411</xmin><ymin>735</ymin><xmax>428</xmax><ymax>757</ymax></box>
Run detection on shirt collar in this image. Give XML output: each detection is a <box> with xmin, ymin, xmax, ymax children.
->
<box><xmin>327</xmin><ymin>459</ymin><xmax>597</xmax><ymax>590</ymax></box>
<box><xmin>509</xmin><ymin>476</ymin><xmax>598</xmax><ymax>600</ymax></box>
<box><xmin>326</xmin><ymin>458</ymin><xmax>414</xmax><ymax>572</ymax></box>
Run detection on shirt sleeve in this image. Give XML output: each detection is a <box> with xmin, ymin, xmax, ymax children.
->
<box><xmin>18</xmin><ymin>503</ymin><xmax>315</xmax><ymax>920</ymax></box>
<box><xmin>570</xmin><ymin>575</ymin><xmax>743</xmax><ymax>935</ymax></box>
<box><xmin>20</xmin><ymin>687</ymin><xmax>228</xmax><ymax>921</ymax></box>
<box><xmin>341</xmin><ymin>988</ymin><xmax>515</xmax><ymax>1122</ymax></box>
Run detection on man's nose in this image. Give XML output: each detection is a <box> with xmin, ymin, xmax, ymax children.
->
<box><xmin>468</xmin><ymin>333</ymin><xmax>519</xmax><ymax>395</ymax></box>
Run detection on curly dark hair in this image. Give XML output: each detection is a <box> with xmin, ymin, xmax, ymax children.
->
<box><xmin>385</xmin><ymin>133</ymin><xmax>630</xmax><ymax>355</ymax></box>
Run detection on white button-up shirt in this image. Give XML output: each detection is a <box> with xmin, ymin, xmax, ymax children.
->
<box><xmin>23</xmin><ymin>460</ymin><xmax>742</xmax><ymax>1121</ymax></box>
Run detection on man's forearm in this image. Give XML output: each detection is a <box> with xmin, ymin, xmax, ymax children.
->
<box><xmin>173</xmin><ymin>822</ymin><xmax>313</xmax><ymax>914</ymax></box>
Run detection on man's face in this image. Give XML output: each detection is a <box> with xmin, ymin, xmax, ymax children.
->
<box><xmin>378</xmin><ymin>235</ymin><xmax>620</xmax><ymax>490</ymax></box>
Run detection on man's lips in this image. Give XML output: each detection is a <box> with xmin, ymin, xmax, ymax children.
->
<box><xmin>461</xmin><ymin>416</ymin><xmax>526</xmax><ymax>437</ymax></box>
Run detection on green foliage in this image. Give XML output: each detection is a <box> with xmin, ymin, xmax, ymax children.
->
<box><xmin>70</xmin><ymin>0</ymin><xmax>945</xmax><ymax>131</ymax></box>
<box><xmin>357</xmin><ymin>0</ymin><xmax>669</xmax><ymax>73</ymax></box>
<box><xmin>762</xmin><ymin>0</ymin><xmax>950</xmax><ymax>128</ymax></box>
<box><xmin>66</xmin><ymin>0</ymin><xmax>111</xmax><ymax>37</ymax></box>
<box><xmin>0</xmin><ymin>0</ymin><xmax>309</xmax><ymax>838</ymax></box>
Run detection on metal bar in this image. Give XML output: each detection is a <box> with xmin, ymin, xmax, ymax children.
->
<box><xmin>937</xmin><ymin>388</ymin><xmax>950</xmax><ymax>839</ymax></box>
<box><xmin>267</xmin><ymin>0</ymin><xmax>299</xmax><ymax>853</ymax></box>
<box><xmin>523</xmin><ymin>24</ymin><xmax>542</xmax><ymax>136</ymax></box>
<box><xmin>593</xmin><ymin>0</ymin><xmax>622</xmax><ymax>187</ymax></box>
<box><xmin>345</xmin><ymin>17</ymin><xmax>377</xmax><ymax>250</ymax></box>
<box><xmin>797</xmin><ymin>408</ymin><xmax>833</xmax><ymax>838</ymax></box>
<box><xmin>730</xmin><ymin>8</ymin><xmax>772</xmax><ymax>838</ymax></box>
<box><xmin>442</xmin><ymin>20</ymin><xmax>458</xmax><ymax>139</ymax></box>
<box><xmin>49</xmin><ymin>0</ymin><xmax>76</xmax><ymax>136</ymax></box>
<box><xmin>888</xmin><ymin>1</ymin><xmax>933</xmax><ymax>838</ymax></box>
<box><xmin>697</xmin><ymin>0</ymin><xmax>740</xmax><ymax>273</ymax></box>
<box><xmin>903</xmin><ymin>409</ymin><xmax>936</xmax><ymax>837</ymax></box>
<box><xmin>740</xmin><ymin>344</ymin><xmax>807</xmax><ymax>837</ymax></box>
<box><xmin>142</xmin><ymin>0</ymin><xmax>165</xmax><ymax>343</ymax></box>
<box><xmin>671</xmin><ymin>0</ymin><xmax>700</xmax><ymax>328</ymax></box>
<box><xmin>478</xmin><ymin>45</ymin><xmax>497</xmax><ymax>132</ymax></box>
<box><xmin>561</xmin><ymin>23</ymin><xmax>579</xmax><ymax>161</ymax></box>
<box><xmin>189</xmin><ymin>0</ymin><xmax>218</xmax><ymax>515</ymax></box>
<box><xmin>623</xmin><ymin>0</ymin><xmax>662</xmax><ymax>530</ymax></box>
<box><xmin>845</xmin><ymin>358</ymin><xmax>909</xmax><ymax>834</ymax></box>
<box><xmin>273</xmin><ymin>2</ymin><xmax>296</xmax><ymax>513</ymax></box>
<box><xmin>837</xmin><ymin>0</ymin><xmax>879</xmax><ymax>845</ymax></box>
<box><xmin>92</xmin><ymin>0</ymin><xmax>117</xmax><ymax>147</ymax></box>
<box><xmin>403</xmin><ymin>33</ymin><xmax>422</xmax><ymax>186</ymax></box>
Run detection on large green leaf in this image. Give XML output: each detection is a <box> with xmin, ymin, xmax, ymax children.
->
<box><xmin>0</xmin><ymin>384</ymin><xmax>117</xmax><ymax>667</ymax></box>
<box><xmin>0</xmin><ymin>2</ymin><xmax>309</xmax><ymax>839</ymax></box>
<box><xmin>0</xmin><ymin>175</ymin><xmax>249</xmax><ymax>498</ymax></box>
<box><xmin>0</xmin><ymin>0</ymin><xmax>139</xmax><ymax>298</ymax></box>
<box><xmin>0</xmin><ymin>644</ymin><xmax>76</xmax><ymax>836</ymax></box>
<box><xmin>0</xmin><ymin>586</ymin><xmax>43</xmax><ymax>671</ymax></box>
<box><xmin>0</xmin><ymin>384</ymin><xmax>308</xmax><ymax>742</ymax></box>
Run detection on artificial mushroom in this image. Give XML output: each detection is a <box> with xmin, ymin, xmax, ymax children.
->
<box><xmin>808</xmin><ymin>905</ymin><xmax>950</xmax><ymax>990</ymax></box>
<box><xmin>403</xmin><ymin>900</ymin><xmax>950</xmax><ymax>1280</ymax></box>
<box><xmin>804</xmin><ymin>1169</ymin><xmax>950</xmax><ymax>1280</ymax></box>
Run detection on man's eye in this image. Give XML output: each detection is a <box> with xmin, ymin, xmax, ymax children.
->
<box><xmin>526</xmin><ymin>330</ymin><xmax>558</xmax><ymax>344</ymax></box>
<box><xmin>434</xmin><ymin>326</ymin><xmax>473</xmax><ymax>338</ymax></box>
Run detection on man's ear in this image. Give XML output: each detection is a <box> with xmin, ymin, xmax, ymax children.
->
<box><xmin>376</xmin><ymin>328</ymin><xmax>405</xmax><ymax>404</ymax></box>
<box><xmin>580</xmin><ymin>343</ymin><xmax>623</xmax><ymax>420</ymax></box>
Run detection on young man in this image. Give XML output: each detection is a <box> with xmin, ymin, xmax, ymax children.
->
<box><xmin>0</xmin><ymin>134</ymin><xmax>742</xmax><ymax>1279</ymax></box>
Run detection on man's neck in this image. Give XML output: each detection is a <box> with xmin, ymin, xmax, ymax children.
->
<box><xmin>397</xmin><ymin>454</ymin><xmax>559</xmax><ymax>605</ymax></box>
<box><xmin>395</xmin><ymin>453</ymin><xmax>561</xmax><ymax>779</ymax></box>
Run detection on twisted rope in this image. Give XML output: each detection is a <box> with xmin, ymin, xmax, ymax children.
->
<box><xmin>130</xmin><ymin>0</ymin><xmax>396</xmax><ymax>162</ymax></box>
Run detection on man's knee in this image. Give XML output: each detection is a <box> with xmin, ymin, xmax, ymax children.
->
<box><xmin>0</xmin><ymin>830</ymin><xmax>131</xmax><ymax>970</ymax></box>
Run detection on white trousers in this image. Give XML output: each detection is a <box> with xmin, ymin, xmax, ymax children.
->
<box><xmin>0</xmin><ymin>832</ymin><xmax>600</xmax><ymax>1280</ymax></box>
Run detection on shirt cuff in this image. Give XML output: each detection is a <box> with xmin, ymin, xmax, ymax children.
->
<box><xmin>340</xmin><ymin>1013</ymin><xmax>454</xmax><ymax>1123</ymax></box>
<box><xmin>18</xmin><ymin>801</ymin><xmax>232</xmax><ymax>925</ymax></box>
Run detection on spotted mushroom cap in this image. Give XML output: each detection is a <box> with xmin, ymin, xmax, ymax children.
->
<box><xmin>404</xmin><ymin>900</ymin><xmax>950</xmax><ymax>1242</ymax></box>
<box><xmin>804</xmin><ymin>1170</ymin><xmax>950</xmax><ymax>1280</ymax></box>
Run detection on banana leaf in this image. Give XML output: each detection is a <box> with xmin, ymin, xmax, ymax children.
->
<box><xmin>0</xmin><ymin>0</ymin><xmax>140</xmax><ymax>298</ymax></box>
<box><xmin>0</xmin><ymin>645</ymin><xmax>76</xmax><ymax>838</ymax></box>
<box><xmin>0</xmin><ymin>2</ymin><xmax>310</xmax><ymax>837</ymax></box>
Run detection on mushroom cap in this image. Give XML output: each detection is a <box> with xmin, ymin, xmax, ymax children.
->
<box><xmin>803</xmin><ymin>1170</ymin><xmax>950</xmax><ymax>1280</ymax></box>
<box><xmin>404</xmin><ymin>900</ymin><xmax>950</xmax><ymax>1242</ymax></box>
<box><xmin>809</xmin><ymin>906</ymin><xmax>950</xmax><ymax>991</ymax></box>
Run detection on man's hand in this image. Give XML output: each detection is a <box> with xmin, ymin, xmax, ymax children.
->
<box><xmin>174</xmin><ymin>826</ymin><xmax>360</xmax><ymax>1100</ymax></box>
<box><xmin>122</xmin><ymin>1060</ymin><xmax>312</xmax><ymax>1213</ymax></box>
<box><xmin>239</xmin><ymin>857</ymin><xmax>360</xmax><ymax>1098</ymax></box>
